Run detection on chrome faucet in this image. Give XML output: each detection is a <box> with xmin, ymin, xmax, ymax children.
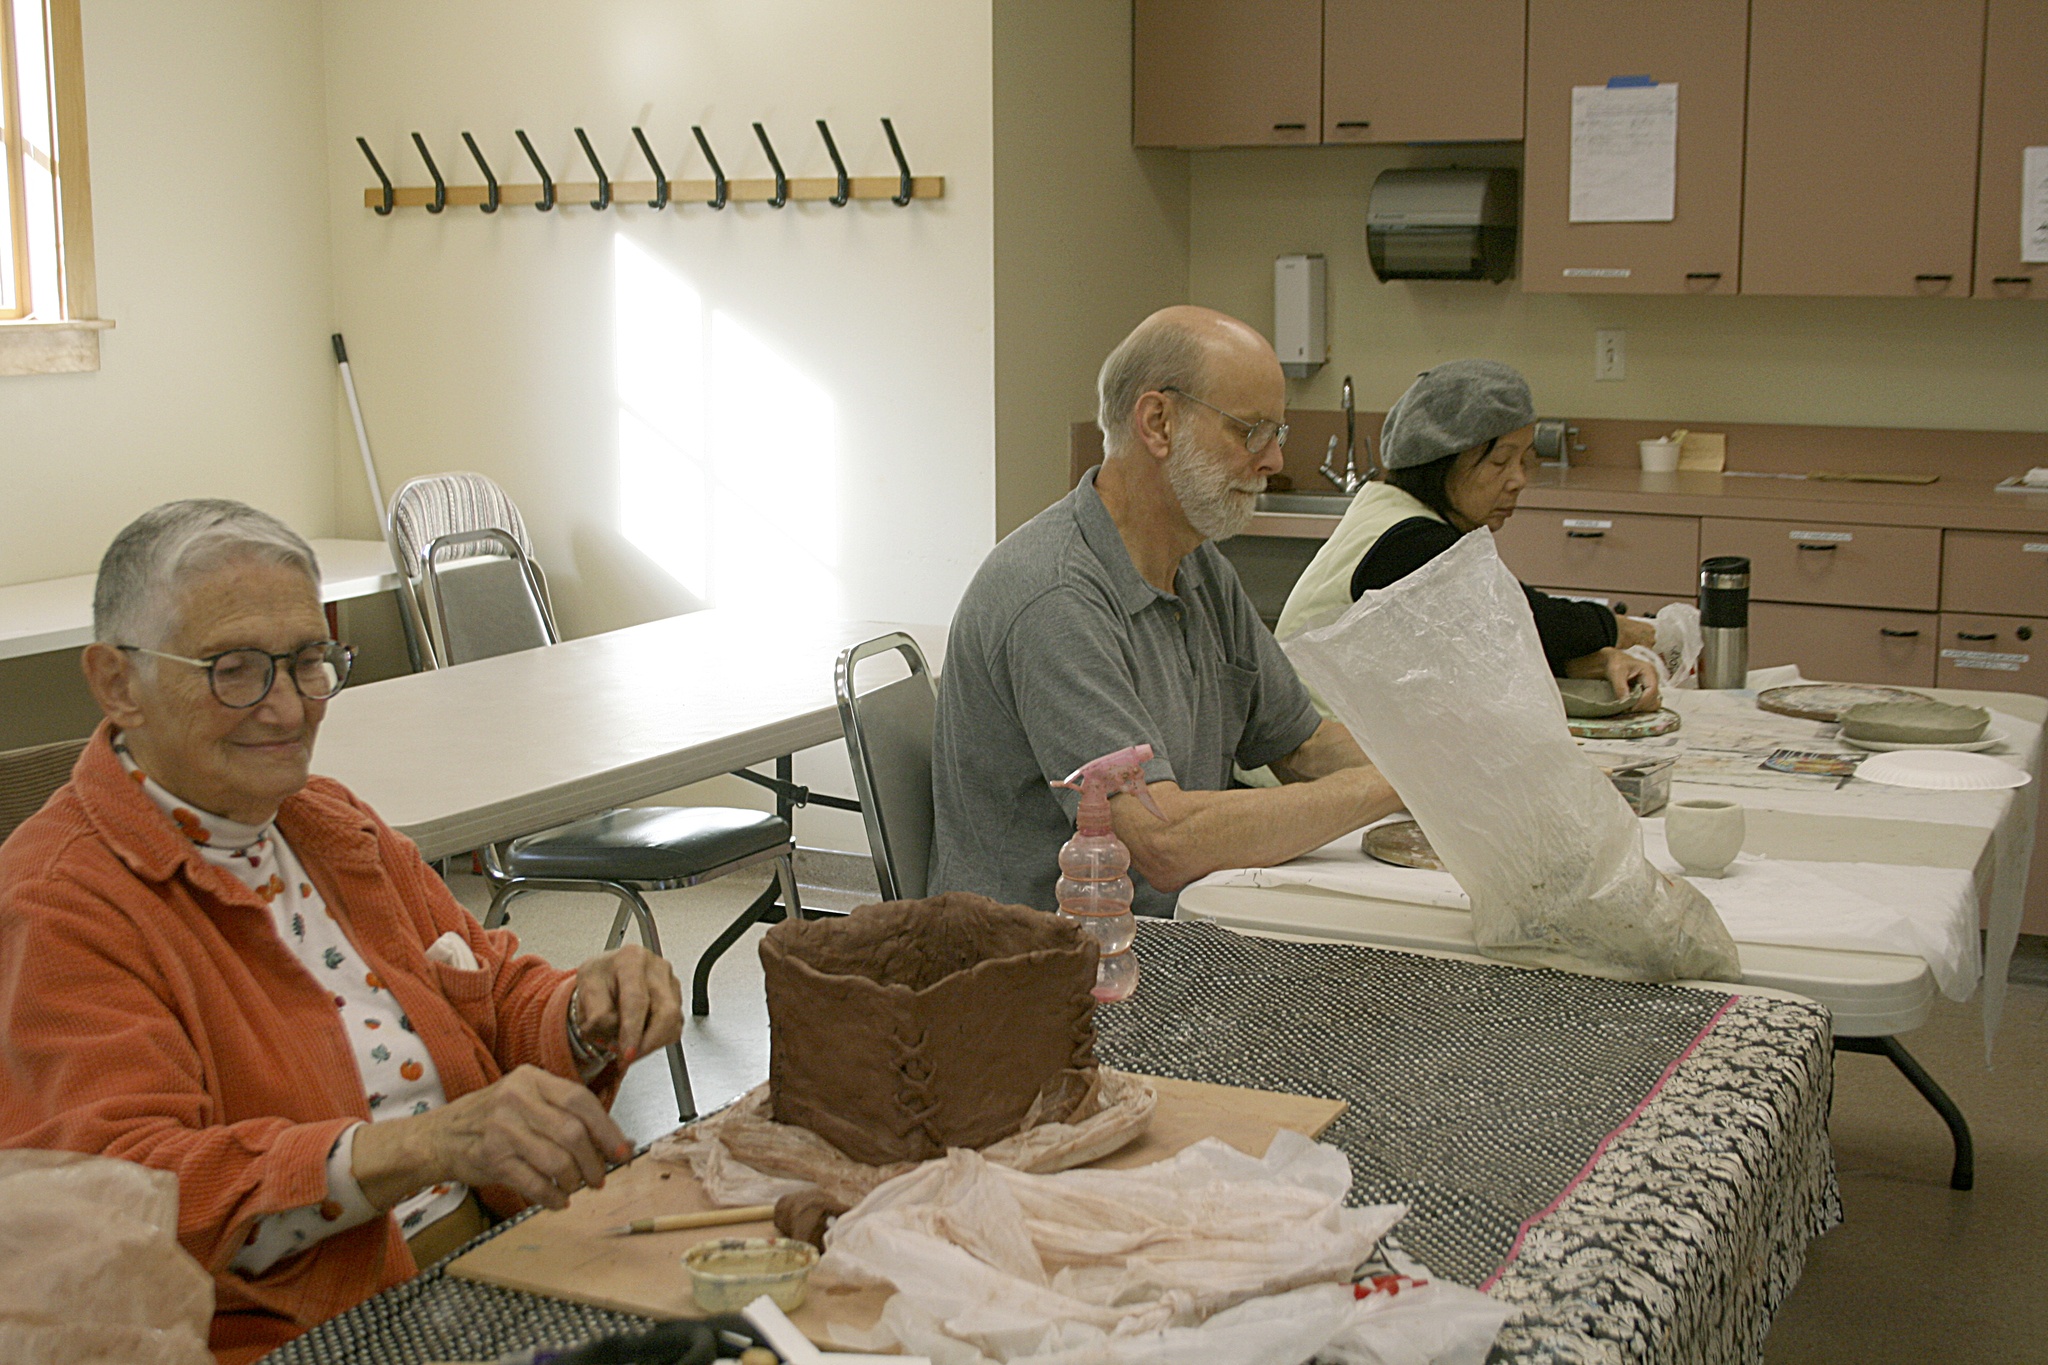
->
<box><xmin>1320</xmin><ymin>374</ymin><xmax>1368</xmax><ymax>494</ymax></box>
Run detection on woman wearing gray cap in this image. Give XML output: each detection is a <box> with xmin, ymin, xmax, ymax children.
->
<box><xmin>1277</xmin><ymin>360</ymin><xmax>1659</xmax><ymax>711</ymax></box>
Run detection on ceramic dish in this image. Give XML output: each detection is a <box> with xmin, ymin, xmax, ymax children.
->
<box><xmin>1852</xmin><ymin>750</ymin><xmax>2031</xmax><ymax>791</ymax></box>
<box><xmin>1755</xmin><ymin>683</ymin><xmax>1929</xmax><ymax>723</ymax></box>
<box><xmin>1839</xmin><ymin>700</ymin><xmax>1990</xmax><ymax>745</ymax></box>
<box><xmin>1568</xmin><ymin>708</ymin><xmax>1682</xmax><ymax>740</ymax></box>
<box><xmin>1841</xmin><ymin>727</ymin><xmax>2008</xmax><ymax>754</ymax></box>
<box><xmin>683</xmin><ymin>1237</ymin><xmax>817</xmax><ymax>1313</ymax></box>
<box><xmin>1363</xmin><ymin>819</ymin><xmax>1445</xmax><ymax>871</ymax></box>
<box><xmin>1558</xmin><ymin>677</ymin><xmax>1646</xmax><ymax>718</ymax></box>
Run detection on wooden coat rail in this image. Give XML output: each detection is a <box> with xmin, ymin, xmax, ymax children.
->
<box><xmin>356</xmin><ymin>117</ymin><xmax>943</xmax><ymax>214</ymax></box>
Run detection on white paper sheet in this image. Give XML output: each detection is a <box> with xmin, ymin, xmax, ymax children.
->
<box><xmin>2023</xmin><ymin>145</ymin><xmax>2048</xmax><ymax>265</ymax></box>
<box><xmin>1570</xmin><ymin>83</ymin><xmax>1677</xmax><ymax>223</ymax></box>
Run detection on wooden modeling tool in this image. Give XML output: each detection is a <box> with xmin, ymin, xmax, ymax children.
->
<box><xmin>602</xmin><ymin>1204</ymin><xmax>777</xmax><ymax>1237</ymax></box>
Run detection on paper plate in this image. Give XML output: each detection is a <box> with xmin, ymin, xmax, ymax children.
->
<box><xmin>1853</xmin><ymin>750</ymin><xmax>2031</xmax><ymax>790</ymax></box>
<box><xmin>1756</xmin><ymin>683</ymin><xmax>1930</xmax><ymax>722</ymax></box>
<box><xmin>1841</xmin><ymin>727</ymin><xmax>2008</xmax><ymax>754</ymax></box>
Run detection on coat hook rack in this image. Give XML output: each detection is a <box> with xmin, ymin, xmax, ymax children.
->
<box><xmin>752</xmin><ymin>123</ymin><xmax>788</xmax><ymax>209</ymax></box>
<box><xmin>356</xmin><ymin>121</ymin><xmax>943</xmax><ymax>212</ymax></box>
<box><xmin>410</xmin><ymin>133</ymin><xmax>446</xmax><ymax>213</ymax></box>
<box><xmin>357</xmin><ymin>137</ymin><xmax>393</xmax><ymax>214</ymax></box>
<box><xmin>514</xmin><ymin>129</ymin><xmax>554</xmax><ymax>211</ymax></box>
<box><xmin>816</xmin><ymin>119</ymin><xmax>850</xmax><ymax>207</ymax></box>
<box><xmin>462</xmin><ymin>132</ymin><xmax>499</xmax><ymax>213</ymax></box>
<box><xmin>692</xmin><ymin>125</ymin><xmax>728</xmax><ymax>210</ymax></box>
<box><xmin>573</xmin><ymin>127</ymin><xmax>611</xmax><ymax>211</ymax></box>
<box><xmin>632</xmin><ymin>126</ymin><xmax>668</xmax><ymax>210</ymax></box>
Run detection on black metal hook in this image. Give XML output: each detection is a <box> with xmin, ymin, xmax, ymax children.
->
<box><xmin>573</xmin><ymin>127</ymin><xmax>611</xmax><ymax>210</ymax></box>
<box><xmin>881</xmin><ymin>117</ymin><xmax>913</xmax><ymax>206</ymax></box>
<box><xmin>691</xmin><ymin>126</ymin><xmax>727</xmax><ymax>210</ymax></box>
<box><xmin>816</xmin><ymin>119</ymin><xmax>850</xmax><ymax>206</ymax></box>
<box><xmin>631</xmin><ymin>126</ymin><xmax>668</xmax><ymax>210</ymax></box>
<box><xmin>356</xmin><ymin>137</ymin><xmax>393</xmax><ymax>214</ymax></box>
<box><xmin>461</xmin><ymin>132</ymin><xmax>498</xmax><ymax>213</ymax></box>
<box><xmin>410</xmin><ymin>133</ymin><xmax>446</xmax><ymax>213</ymax></box>
<box><xmin>515</xmin><ymin>130</ymin><xmax>554</xmax><ymax>211</ymax></box>
<box><xmin>752</xmin><ymin>123</ymin><xmax>788</xmax><ymax>208</ymax></box>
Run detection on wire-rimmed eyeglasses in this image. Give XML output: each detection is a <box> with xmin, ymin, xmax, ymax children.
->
<box><xmin>1161</xmin><ymin>386</ymin><xmax>1289</xmax><ymax>455</ymax></box>
<box><xmin>118</xmin><ymin>641</ymin><xmax>356</xmax><ymax>709</ymax></box>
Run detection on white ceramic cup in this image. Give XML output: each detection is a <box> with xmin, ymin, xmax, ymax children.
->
<box><xmin>1638</xmin><ymin>438</ymin><xmax>1682</xmax><ymax>473</ymax></box>
<box><xmin>1665</xmin><ymin>798</ymin><xmax>1745</xmax><ymax>878</ymax></box>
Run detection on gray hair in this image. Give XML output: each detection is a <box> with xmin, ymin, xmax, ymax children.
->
<box><xmin>1095</xmin><ymin>316</ymin><xmax>1212</xmax><ymax>458</ymax></box>
<box><xmin>93</xmin><ymin>500</ymin><xmax>322</xmax><ymax>648</ymax></box>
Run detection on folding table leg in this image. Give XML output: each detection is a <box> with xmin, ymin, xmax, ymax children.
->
<box><xmin>1837</xmin><ymin>1035</ymin><xmax>1974</xmax><ymax>1191</ymax></box>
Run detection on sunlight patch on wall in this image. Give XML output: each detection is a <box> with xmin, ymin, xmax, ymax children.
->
<box><xmin>614</xmin><ymin>233</ymin><xmax>841</xmax><ymax>614</ymax></box>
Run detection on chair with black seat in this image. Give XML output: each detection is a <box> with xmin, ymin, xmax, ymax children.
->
<box><xmin>835</xmin><ymin>632</ymin><xmax>937</xmax><ymax>902</ymax></box>
<box><xmin>386</xmin><ymin>472</ymin><xmax>801</xmax><ymax>1121</ymax></box>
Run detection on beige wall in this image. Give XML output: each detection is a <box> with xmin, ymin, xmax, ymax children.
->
<box><xmin>1188</xmin><ymin>146</ymin><xmax>2048</xmax><ymax>432</ymax></box>
<box><xmin>991</xmin><ymin>0</ymin><xmax>1189</xmax><ymax>537</ymax></box>
<box><xmin>0</xmin><ymin>0</ymin><xmax>338</xmax><ymax>747</ymax></box>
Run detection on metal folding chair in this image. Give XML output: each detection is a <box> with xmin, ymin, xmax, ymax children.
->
<box><xmin>836</xmin><ymin>632</ymin><xmax>937</xmax><ymax>901</ymax></box>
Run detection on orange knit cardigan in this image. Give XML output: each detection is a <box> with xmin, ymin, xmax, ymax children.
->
<box><xmin>0</xmin><ymin>723</ymin><xmax>619</xmax><ymax>1363</ymax></box>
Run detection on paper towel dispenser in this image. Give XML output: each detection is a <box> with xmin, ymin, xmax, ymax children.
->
<box><xmin>1367</xmin><ymin>168</ymin><xmax>1517</xmax><ymax>283</ymax></box>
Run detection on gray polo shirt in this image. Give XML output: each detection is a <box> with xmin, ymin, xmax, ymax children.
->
<box><xmin>929</xmin><ymin>467</ymin><xmax>1323</xmax><ymax>917</ymax></box>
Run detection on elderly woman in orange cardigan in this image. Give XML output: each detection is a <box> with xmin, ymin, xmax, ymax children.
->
<box><xmin>0</xmin><ymin>500</ymin><xmax>685</xmax><ymax>1363</ymax></box>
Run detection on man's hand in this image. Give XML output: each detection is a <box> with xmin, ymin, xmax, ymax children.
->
<box><xmin>572</xmin><ymin>944</ymin><xmax>684</xmax><ymax>1067</ymax></box>
<box><xmin>352</xmin><ymin>1065</ymin><xmax>632</xmax><ymax>1212</ymax></box>
<box><xmin>1567</xmin><ymin>646</ymin><xmax>1662</xmax><ymax>713</ymax></box>
<box><xmin>1616</xmin><ymin>615</ymin><xmax>1659</xmax><ymax>651</ymax></box>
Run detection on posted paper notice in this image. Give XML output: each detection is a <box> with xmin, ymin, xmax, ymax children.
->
<box><xmin>2024</xmin><ymin>146</ymin><xmax>2048</xmax><ymax>265</ymax></box>
<box><xmin>1570</xmin><ymin>84</ymin><xmax>1677</xmax><ymax>223</ymax></box>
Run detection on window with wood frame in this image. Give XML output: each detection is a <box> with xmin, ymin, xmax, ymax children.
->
<box><xmin>0</xmin><ymin>0</ymin><xmax>105</xmax><ymax>375</ymax></box>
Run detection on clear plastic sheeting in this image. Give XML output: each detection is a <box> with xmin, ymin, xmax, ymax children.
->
<box><xmin>814</xmin><ymin>1131</ymin><xmax>1510</xmax><ymax>1365</ymax></box>
<box><xmin>0</xmin><ymin>1151</ymin><xmax>214</xmax><ymax>1365</ymax></box>
<box><xmin>1287</xmin><ymin>531</ymin><xmax>1742</xmax><ymax>983</ymax></box>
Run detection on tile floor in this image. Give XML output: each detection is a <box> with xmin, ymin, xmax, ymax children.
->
<box><xmin>459</xmin><ymin>868</ymin><xmax>2048</xmax><ymax>1363</ymax></box>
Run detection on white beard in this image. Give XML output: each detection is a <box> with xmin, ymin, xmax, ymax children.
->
<box><xmin>1165</xmin><ymin>427</ymin><xmax>1264</xmax><ymax>541</ymax></box>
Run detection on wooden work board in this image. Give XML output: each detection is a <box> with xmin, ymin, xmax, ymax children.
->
<box><xmin>448</xmin><ymin>1075</ymin><xmax>1345</xmax><ymax>1348</ymax></box>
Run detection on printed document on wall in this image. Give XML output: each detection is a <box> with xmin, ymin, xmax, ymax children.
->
<box><xmin>1570</xmin><ymin>84</ymin><xmax>1678</xmax><ymax>223</ymax></box>
<box><xmin>2024</xmin><ymin>146</ymin><xmax>2048</xmax><ymax>264</ymax></box>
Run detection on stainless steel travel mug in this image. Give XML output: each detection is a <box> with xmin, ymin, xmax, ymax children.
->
<box><xmin>1698</xmin><ymin>556</ymin><xmax>1750</xmax><ymax>689</ymax></box>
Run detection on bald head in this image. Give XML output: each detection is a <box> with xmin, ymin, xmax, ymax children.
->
<box><xmin>1096</xmin><ymin>306</ymin><xmax>1280</xmax><ymax>459</ymax></box>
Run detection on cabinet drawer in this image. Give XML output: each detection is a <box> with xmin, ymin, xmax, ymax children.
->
<box><xmin>1942</xmin><ymin>531</ymin><xmax>2048</xmax><ymax>617</ymax></box>
<box><xmin>1495</xmin><ymin>512</ymin><xmax>1699</xmax><ymax>595</ymax></box>
<box><xmin>1701</xmin><ymin>517</ymin><xmax>1940</xmax><ymax>610</ymax></box>
<box><xmin>1936</xmin><ymin>612</ymin><xmax>2048</xmax><ymax>697</ymax></box>
<box><xmin>1531</xmin><ymin>586</ymin><xmax>1694</xmax><ymax>621</ymax></box>
<box><xmin>1749</xmin><ymin>603</ymin><xmax>1937</xmax><ymax>686</ymax></box>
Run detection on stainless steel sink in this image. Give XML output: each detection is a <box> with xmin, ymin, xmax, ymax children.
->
<box><xmin>1255</xmin><ymin>491</ymin><xmax>1353</xmax><ymax>515</ymax></box>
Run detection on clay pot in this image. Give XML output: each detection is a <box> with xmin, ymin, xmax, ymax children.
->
<box><xmin>760</xmin><ymin>893</ymin><xmax>1101</xmax><ymax>1166</ymax></box>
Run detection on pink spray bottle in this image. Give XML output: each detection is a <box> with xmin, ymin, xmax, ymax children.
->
<box><xmin>1052</xmin><ymin>744</ymin><xmax>1166</xmax><ymax>1003</ymax></box>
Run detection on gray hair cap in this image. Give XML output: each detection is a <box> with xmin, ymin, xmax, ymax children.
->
<box><xmin>1378</xmin><ymin>360</ymin><xmax>1535</xmax><ymax>470</ymax></box>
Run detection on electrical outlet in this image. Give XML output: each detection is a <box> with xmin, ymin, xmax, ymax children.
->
<box><xmin>1594</xmin><ymin>330</ymin><xmax>1626</xmax><ymax>382</ymax></box>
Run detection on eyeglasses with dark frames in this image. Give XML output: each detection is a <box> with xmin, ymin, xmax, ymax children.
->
<box><xmin>118</xmin><ymin>641</ymin><xmax>356</xmax><ymax>709</ymax></box>
<box><xmin>1160</xmin><ymin>386</ymin><xmax>1289</xmax><ymax>455</ymax></box>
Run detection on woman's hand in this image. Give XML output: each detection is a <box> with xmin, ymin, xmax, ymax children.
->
<box><xmin>352</xmin><ymin>1065</ymin><xmax>632</xmax><ymax>1212</ymax></box>
<box><xmin>1615</xmin><ymin>615</ymin><xmax>1659</xmax><ymax>650</ymax></box>
<box><xmin>572</xmin><ymin>945</ymin><xmax>684</xmax><ymax>1067</ymax></box>
<box><xmin>1566</xmin><ymin>647</ymin><xmax>1662</xmax><ymax>713</ymax></box>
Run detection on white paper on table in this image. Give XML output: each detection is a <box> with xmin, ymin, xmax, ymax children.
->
<box><xmin>2023</xmin><ymin>145</ymin><xmax>2048</xmax><ymax>264</ymax></box>
<box><xmin>1570</xmin><ymin>83</ymin><xmax>1678</xmax><ymax>223</ymax></box>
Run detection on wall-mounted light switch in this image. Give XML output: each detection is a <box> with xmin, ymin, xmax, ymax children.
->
<box><xmin>1594</xmin><ymin>329</ymin><xmax>1626</xmax><ymax>382</ymax></box>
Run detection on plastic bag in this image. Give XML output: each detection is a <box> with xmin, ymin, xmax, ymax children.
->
<box><xmin>1652</xmin><ymin>601</ymin><xmax>1703</xmax><ymax>688</ymax></box>
<box><xmin>814</xmin><ymin>1131</ymin><xmax>1509</xmax><ymax>1365</ymax></box>
<box><xmin>0</xmin><ymin>1151</ymin><xmax>214</xmax><ymax>1365</ymax></box>
<box><xmin>1286</xmin><ymin>531</ymin><xmax>1741</xmax><ymax>983</ymax></box>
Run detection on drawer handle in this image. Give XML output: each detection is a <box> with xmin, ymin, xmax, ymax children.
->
<box><xmin>1684</xmin><ymin>272</ymin><xmax>1722</xmax><ymax>280</ymax></box>
<box><xmin>1796</xmin><ymin>542</ymin><xmax>1837</xmax><ymax>551</ymax></box>
<box><xmin>1879</xmin><ymin>627</ymin><xmax>1921</xmax><ymax>638</ymax></box>
<box><xmin>1914</xmin><ymin>273</ymin><xmax>1953</xmax><ymax>282</ymax></box>
<box><xmin>1957</xmin><ymin>632</ymin><xmax>1998</xmax><ymax>641</ymax></box>
<box><xmin>1334</xmin><ymin>120</ymin><xmax>1371</xmax><ymax>128</ymax></box>
<box><xmin>1272</xmin><ymin>122</ymin><xmax>1307</xmax><ymax>131</ymax></box>
<box><xmin>1566</xmin><ymin>530</ymin><xmax>1606</xmax><ymax>539</ymax></box>
<box><xmin>1993</xmin><ymin>275</ymin><xmax>2034</xmax><ymax>285</ymax></box>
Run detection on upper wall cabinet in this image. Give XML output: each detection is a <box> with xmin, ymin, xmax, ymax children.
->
<box><xmin>1322</xmin><ymin>0</ymin><xmax>1525</xmax><ymax>144</ymax></box>
<box><xmin>1519</xmin><ymin>0</ymin><xmax>1748</xmax><ymax>294</ymax></box>
<box><xmin>1975</xmin><ymin>0</ymin><xmax>2048</xmax><ymax>298</ymax></box>
<box><xmin>1132</xmin><ymin>0</ymin><xmax>1322</xmax><ymax>148</ymax></box>
<box><xmin>1742</xmin><ymin>0</ymin><xmax>1987</xmax><ymax>297</ymax></box>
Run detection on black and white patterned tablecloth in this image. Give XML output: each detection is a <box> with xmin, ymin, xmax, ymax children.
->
<box><xmin>262</xmin><ymin>922</ymin><xmax>1838</xmax><ymax>1365</ymax></box>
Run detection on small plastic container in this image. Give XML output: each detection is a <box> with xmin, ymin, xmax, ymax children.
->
<box><xmin>1638</xmin><ymin>438</ymin><xmax>1682</xmax><ymax>472</ymax></box>
<box><xmin>683</xmin><ymin>1237</ymin><xmax>817</xmax><ymax>1313</ymax></box>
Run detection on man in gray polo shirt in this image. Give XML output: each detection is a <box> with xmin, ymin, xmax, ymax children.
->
<box><xmin>930</xmin><ymin>306</ymin><xmax>1400</xmax><ymax>917</ymax></box>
